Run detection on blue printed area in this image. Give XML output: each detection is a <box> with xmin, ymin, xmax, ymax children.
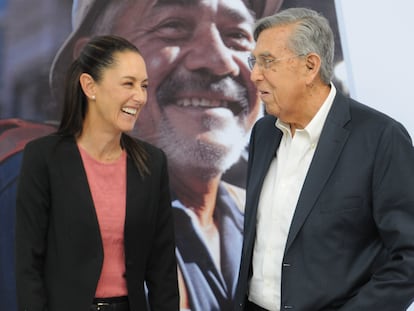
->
<box><xmin>0</xmin><ymin>151</ymin><xmax>22</xmax><ymax>311</ymax></box>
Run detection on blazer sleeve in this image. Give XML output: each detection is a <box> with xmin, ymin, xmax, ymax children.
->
<box><xmin>145</xmin><ymin>151</ymin><xmax>179</xmax><ymax>311</ymax></box>
<box><xmin>340</xmin><ymin>122</ymin><xmax>414</xmax><ymax>310</ymax></box>
<box><xmin>15</xmin><ymin>139</ymin><xmax>50</xmax><ymax>310</ymax></box>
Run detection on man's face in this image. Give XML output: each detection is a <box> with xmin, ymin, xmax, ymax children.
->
<box><xmin>250</xmin><ymin>25</ymin><xmax>309</xmax><ymax>124</ymax></box>
<box><xmin>113</xmin><ymin>0</ymin><xmax>261</xmax><ymax>176</ymax></box>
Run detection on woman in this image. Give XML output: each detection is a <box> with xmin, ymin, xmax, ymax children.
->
<box><xmin>15</xmin><ymin>35</ymin><xmax>179</xmax><ymax>311</ymax></box>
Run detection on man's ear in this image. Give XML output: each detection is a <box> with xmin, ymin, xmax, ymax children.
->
<box><xmin>304</xmin><ymin>53</ymin><xmax>321</xmax><ymax>83</ymax></box>
<box><xmin>79</xmin><ymin>73</ymin><xmax>96</xmax><ymax>100</ymax></box>
<box><xmin>73</xmin><ymin>37</ymin><xmax>91</xmax><ymax>59</ymax></box>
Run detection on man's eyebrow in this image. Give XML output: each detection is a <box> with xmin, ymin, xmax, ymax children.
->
<box><xmin>223</xmin><ymin>6</ymin><xmax>255</xmax><ymax>24</ymax></box>
<box><xmin>258</xmin><ymin>52</ymin><xmax>274</xmax><ymax>58</ymax></box>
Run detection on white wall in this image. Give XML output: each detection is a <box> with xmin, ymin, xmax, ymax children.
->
<box><xmin>335</xmin><ymin>0</ymin><xmax>414</xmax><ymax>140</ymax></box>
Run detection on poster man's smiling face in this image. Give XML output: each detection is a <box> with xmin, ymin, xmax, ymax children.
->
<box><xmin>112</xmin><ymin>0</ymin><xmax>262</xmax><ymax>175</ymax></box>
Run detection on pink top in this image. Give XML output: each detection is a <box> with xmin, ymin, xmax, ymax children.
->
<box><xmin>78</xmin><ymin>146</ymin><xmax>128</xmax><ymax>298</ymax></box>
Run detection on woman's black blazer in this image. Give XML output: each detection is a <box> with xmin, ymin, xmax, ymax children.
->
<box><xmin>15</xmin><ymin>134</ymin><xmax>179</xmax><ymax>311</ymax></box>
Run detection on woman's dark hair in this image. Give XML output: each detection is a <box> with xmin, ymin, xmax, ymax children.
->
<box><xmin>57</xmin><ymin>35</ymin><xmax>149</xmax><ymax>177</ymax></box>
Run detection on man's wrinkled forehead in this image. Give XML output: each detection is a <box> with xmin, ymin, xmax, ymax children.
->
<box><xmin>140</xmin><ymin>0</ymin><xmax>254</xmax><ymax>22</ymax></box>
<box><xmin>109</xmin><ymin>0</ymin><xmax>255</xmax><ymax>31</ymax></box>
<box><xmin>154</xmin><ymin>0</ymin><xmax>253</xmax><ymax>15</ymax></box>
<box><xmin>151</xmin><ymin>0</ymin><xmax>278</xmax><ymax>21</ymax></box>
<box><xmin>154</xmin><ymin>0</ymin><xmax>244</xmax><ymax>6</ymax></box>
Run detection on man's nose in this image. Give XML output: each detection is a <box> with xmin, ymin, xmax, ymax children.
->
<box><xmin>250</xmin><ymin>64</ymin><xmax>264</xmax><ymax>83</ymax></box>
<box><xmin>183</xmin><ymin>25</ymin><xmax>240</xmax><ymax>76</ymax></box>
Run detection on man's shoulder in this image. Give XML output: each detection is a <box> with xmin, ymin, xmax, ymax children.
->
<box><xmin>339</xmin><ymin>95</ymin><xmax>412</xmax><ymax>141</ymax></box>
<box><xmin>335</xmin><ymin>91</ymin><xmax>398</xmax><ymax>125</ymax></box>
<box><xmin>0</xmin><ymin>118</ymin><xmax>56</xmax><ymax>162</ymax></box>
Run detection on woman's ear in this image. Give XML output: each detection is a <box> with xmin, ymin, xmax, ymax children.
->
<box><xmin>79</xmin><ymin>73</ymin><xmax>96</xmax><ymax>101</ymax></box>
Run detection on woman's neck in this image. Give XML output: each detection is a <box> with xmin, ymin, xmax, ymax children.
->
<box><xmin>77</xmin><ymin>127</ymin><xmax>123</xmax><ymax>163</ymax></box>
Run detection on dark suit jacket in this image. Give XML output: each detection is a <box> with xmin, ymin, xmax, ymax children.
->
<box><xmin>15</xmin><ymin>134</ymin><xmax>179</xmax><ymax>311</ymax></box>
<box><xmin>235</xmin><ymin>92</ymin><xmax>414</xmax><ymax>310</ymax></box>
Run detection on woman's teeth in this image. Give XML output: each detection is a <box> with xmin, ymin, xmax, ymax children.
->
<box><xmin>121</xmin><ymin>107</ymin><xmax>137</xmax><ymax>116</ymax></box>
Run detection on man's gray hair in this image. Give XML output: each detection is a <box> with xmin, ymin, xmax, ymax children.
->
<box><xmin>254</xmin><ymin>7</ymin><xmax>334</xmax><ymax>84</ymax></box>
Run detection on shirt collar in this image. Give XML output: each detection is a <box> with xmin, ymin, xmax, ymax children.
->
<box><xmin>275</xmin><ymin>83</ymin><xmax>337</xmax><ymax>144</ymax></box>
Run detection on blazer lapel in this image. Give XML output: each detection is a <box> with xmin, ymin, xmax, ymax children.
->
<box><xmin>124</xmin><ymin>157</ymin><xmax>149</xmax><ymax>244</ymax></box>
<box><xmin>56</xmin><ymin>136</ymin><xmax>102</xmax><ymax>242</ymax></box>
<box><xmin>285</xmin><ymin>93</ymin><xmax>351</xmax><ymax>252</ymax></box>
<box><xmin>58</xmin><ymin>137</ymin><xmax>95</xmax><ymax>208</ymax></box>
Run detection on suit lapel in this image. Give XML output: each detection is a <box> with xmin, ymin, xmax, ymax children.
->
<box><xmin>244</xmin><ymin>118</ymin><xmax>282</xmax><ymax>258</ymax></box>
<box><xmin>248</xmin><ymin>119</ymin><xmax>283</xmax><ymax>214</ymax></box>
<box><xmin>285</xmin><ymin>93</ymin><xmax>351</xmax><ymax>252</ymax></box>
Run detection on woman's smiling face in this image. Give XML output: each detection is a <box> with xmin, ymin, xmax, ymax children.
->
<box><xmin>88</xmin><ymin>51</ymin><xmax>148</xmax><ymax>134</ymax></box>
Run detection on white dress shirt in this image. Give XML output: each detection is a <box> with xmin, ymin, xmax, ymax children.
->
<box><xmin>248</xmin><ymin>84</ymin><xmax>336</xmax><ymax>311</ymax></box>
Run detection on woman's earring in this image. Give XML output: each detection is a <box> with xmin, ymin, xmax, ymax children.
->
<box><xmin>91</xmin><ymin>95</ymin><xmax>96</xmax><ymax>100</ymax></box>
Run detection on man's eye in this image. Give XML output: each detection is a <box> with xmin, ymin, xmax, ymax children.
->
<box><xmin>227</xmin><ymin>31</ymin><xmax>249</xmax><ymax>40</ymax></box>
<box><xmin>223</xmin><ymin>29</ymin><xmax>254</xmax><ymax>51</ymax></box>
<box><xmin>153</xmin><ymin>19</ymin><xmax>192</xmax><ymax>41</ymax></box>
<box><xmin>159</xmin><ymin>20</ymin><xmax>186</xmax><ymax>30</ymax></box>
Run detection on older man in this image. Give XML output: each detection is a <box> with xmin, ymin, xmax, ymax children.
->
<box><xmin>235</xmin><ymin>7</ymin><xmax>414</xmax><ymax>311</ymax></box>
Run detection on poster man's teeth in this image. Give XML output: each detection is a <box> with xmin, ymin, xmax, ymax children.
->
<box><xmin>176</xmin><ymin>98</ymin><xmax>228</xmax><ymax>108</ymax></box>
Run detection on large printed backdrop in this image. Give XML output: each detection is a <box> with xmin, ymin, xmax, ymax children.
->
<box><xmin>5</xmin><ymin>0</ymin><xmax>410</xmax><ymax>310</ymax></box>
